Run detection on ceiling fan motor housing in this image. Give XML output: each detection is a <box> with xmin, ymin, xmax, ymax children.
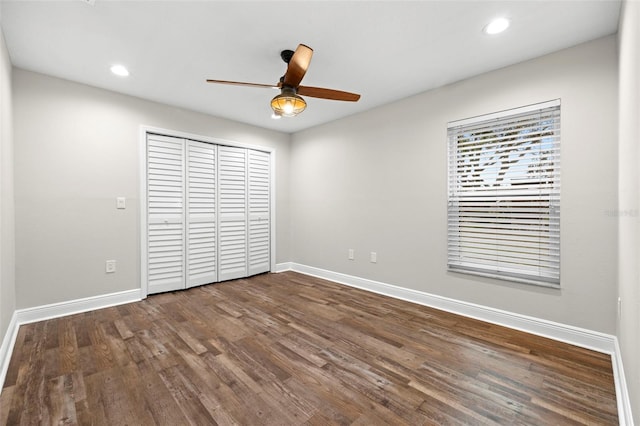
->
<box><xmin>280</xmin><ymin>49</ymin><xmax>295</xmax><ymax>63</ymax></box>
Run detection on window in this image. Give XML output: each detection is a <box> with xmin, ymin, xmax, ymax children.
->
<box><xmin>447</xmin><ymin>100</ymin><xmax>560</xmax><ymax>287</ymax></box>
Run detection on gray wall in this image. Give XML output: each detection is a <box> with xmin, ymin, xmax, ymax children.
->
<box><xmin>0</xmin><ymin>26</ymin><xmax>15</xmax><ymax>344</ymax></box>
<box><xmin>617</xmin><ymin>0</ymin><xmax>640</xmax><ymax>422</ymax></box>
<box><xmin>13</xmin><ymin>69</ymin><xmax>291</xmax><ymax>308</ymax></box>
<box><xmin>291</xmin><ymin>36</ymin><xmax>619</xmax><ymax>334</ymax></box>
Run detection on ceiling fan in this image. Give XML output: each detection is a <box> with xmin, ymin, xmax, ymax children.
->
<box><xmin>206</xmin><ymin>44</ymin><xmax>361</xmax><ymax>118</ymax></box>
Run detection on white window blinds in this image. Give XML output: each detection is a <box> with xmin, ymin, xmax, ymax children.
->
<box><xmin>447</xmin><ymin>100</ymin><xmax>561</xmax><ymax>287</ymax></box>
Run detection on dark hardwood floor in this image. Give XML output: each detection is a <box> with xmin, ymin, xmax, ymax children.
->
<box><xmin>0</xmin><ymin>272</ymin><xmax>618</xmax><ymax>425</ymax></box>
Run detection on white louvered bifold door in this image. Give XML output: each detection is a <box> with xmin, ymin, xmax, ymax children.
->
<box><xmin>248</xmin><ymin>149</ymin><xmax>271</xmax><ymax>275</ymax></box>
<box><xmin>147</xmin><ymin>135</ymin><xmax>185</xmax><ymax>293</ymax></box>
<box><xmin>218</xmin><ymin>146</ymin><xmax>248</xmax><ymax>281</ymax></box>
<box><xmin>186</xmin><ymin>141</ymin><xmax>217</xmax><ymax>288</ymax></box>
<box><xmin>146</xmin><ymin>135</ymin><xmax>272</xmax><ymax>293</ymax></box>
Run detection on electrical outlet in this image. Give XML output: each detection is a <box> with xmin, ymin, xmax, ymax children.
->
<box><xmin>348</xmin><ymin>249</ymin><xmax>354</xmax><ymax>260</ymax></box>
<box><xmin>370</xmin><ymin>252</ymin><xmax>377</xmax><ymax>263</ymax></box>
<box><xmin>106</xmin><ymin>260</ymin><xmax>116</xmax><ymax>273</ymax></box>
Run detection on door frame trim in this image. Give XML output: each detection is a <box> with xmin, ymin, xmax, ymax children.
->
<box><xmin>139</xmin><ymin>125</ymin><xmax>276</xmax><ymax>298</ymax></box>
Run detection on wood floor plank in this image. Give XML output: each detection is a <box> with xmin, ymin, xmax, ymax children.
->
<box><xmin>276</xmin><ymin>332</ymin><xmax>328</xmax><ymax>368</ymax></box>
<box><xmin>158</xmin><ymin>364</ymin><xmax>218</xmax><ymax>425</ymax></box>
<box><xmin>2</xmin><ymin>325</ymin><xmax>28</xmax><ymax>389</ymax></box>
<box><xmin>87</xmin><ymin>319</ymin><xmax>116</xmax><ymax>371</ymax></box>
<box><xmin>137</xmin><ymin>361</ymin><xmax>204</xmax><ymax>426</ymax></box>
<box><xmin>0</xmin><ymin>272</ymin><xmax>619</xmax><ymax>425</ymax></box>
<box><xmin>196</xmin><ymin>352</ymin><xmax>256</xmax><ymax>425</ymax></box>
<box><xmin>0</xmin><ymin>386</ymin><xmax>12</xmax><ymax>425</ymax></box>
<box><xmin>113</xmin><ymin>318</ymin><xmax>134</xmax><ymax>340</ymax></box>
<box><xmin>5</xmin><ymin>321</ymin><xmax>48</xmax><ymax>425</ymax></box>
<box><xmin>46</xmin><ymin>374</ymin><xmax>79</xmax><ymax>425</ymax></box>
<box><xmin>100</xmin><ymin>365</ymin><xmax>157</xmax><ymax>425</ymax></box>
<box><xmin>203</xmin><ymin>353</ymin><xmax>289</xmax><ymax>425</ymax></box>
<box><xmin>58</xmin><ymin>318</ymin><xmax>80</xmax><ymax>375</ymax></box>
<box><xmin>71</xmin><ymin>313</ymin><xmax>92</xmax><ymax>349</ymax></box>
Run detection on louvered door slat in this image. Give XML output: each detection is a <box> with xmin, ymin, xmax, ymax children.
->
<box><xmin>248</xmin><ymin>149</ymin><xmax>270</xmax><ymax>275</ymax></box>
<box><xmin>186</xmin><ymin>140</ymin><xmax>217</xmax><ymax>287</ymax></box>
<box><xmin>147</xmin><ymin>135</ymin><xmax>185</xmax><ymax>293</ymax></box>
<box><xmin>218</xmin><ymin>146</ymin><xmax>247</xmax><ymax>281</ymax></box>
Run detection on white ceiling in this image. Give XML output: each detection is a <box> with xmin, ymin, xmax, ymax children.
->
<box><xmin>0</xmin><ymin>0</ymin><xmax>621</xmax><ymax>133</ymax></box>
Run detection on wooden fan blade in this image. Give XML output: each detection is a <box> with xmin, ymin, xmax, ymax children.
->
<box><xmin>283</xmin><ymin>44</ymin><xmax>313</xmax><ymax>88</ymax></box>
<box><xmin>206</xmin><ymin>79</ymin><xmax>279</xmax><ymax>89</ymax></box>
<box><xmin>297</xmin><ymin>86</ymin><xmax>361</xmax><ymax>102</ymax></box>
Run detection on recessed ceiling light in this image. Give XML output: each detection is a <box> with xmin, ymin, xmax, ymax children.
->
<box><xmin>484</xmin><ymin>17</ymin><xmax>510</xmax><ymax>35</ymax></box>
<box><xmin>110</xmin><ymin>64</ymin><xmax>130</xmax><ymax>77</ymax></box>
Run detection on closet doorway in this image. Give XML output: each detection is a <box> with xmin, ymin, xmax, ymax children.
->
<box><xmin>140</xmin><ymin>129</ymin><xmax>273</xmax><ymax>296</ymax></box>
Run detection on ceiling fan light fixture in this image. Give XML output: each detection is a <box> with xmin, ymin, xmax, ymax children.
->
<box><xmin>271</xmin><ymin>88</ymin><xmax>306</xmax><ymax>117</ymax></box>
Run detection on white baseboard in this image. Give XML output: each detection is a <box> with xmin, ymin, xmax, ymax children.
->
<box><xmin>613</xmin><ymin>339</ymin><xmax>634</xmax><ymax>426</ymax></box>
<box><xmin>0</xmin><ymin>311</ymin><xmax>19</xmax><ymax>394</ymax></box>
<box><xmin>274</xmin><ymin>262</ymin><xmax>293</xmax><ymax>273</ymax></box>
<box><xmin>15</xmin><ymin>288</ymin><xmax>142</xmax><ymax>326</ymax></box>
<box><xmin>281</xmin><ymin>263</ymin><xmax>633</xmax><ymax>426</ymax></box>
<box><xmin>0</xmin><ymin>288</ymin><xmax>141</xmax><ymax>392</ymax></box>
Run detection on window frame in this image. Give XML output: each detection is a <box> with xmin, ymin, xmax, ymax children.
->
<box><xmin>447</xmin><ymin>99</ymin><xmax>561</xmax><ymax>288</ymax></box>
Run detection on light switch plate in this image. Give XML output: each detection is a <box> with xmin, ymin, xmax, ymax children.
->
<box><xmin>116</xmin><ymin>197</ymin><xmax>126</xmax><ymax>209</ymax></box>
